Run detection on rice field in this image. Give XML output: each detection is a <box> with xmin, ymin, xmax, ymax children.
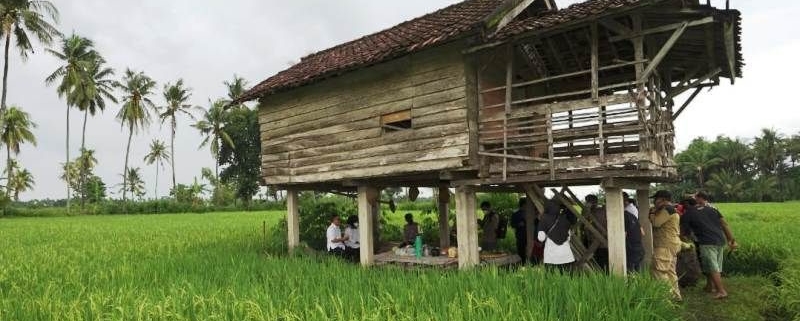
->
<box><xmin>1</xmin><ymin>202</ymin><xmax>798</xmax><ymax>320</ymax></box>
<box><xmin>0</xmin><ymin>211</ymin><xmax>679</xmax><ymax>321</ymax></box>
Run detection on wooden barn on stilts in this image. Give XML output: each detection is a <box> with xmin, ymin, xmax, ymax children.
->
<box><xmin>234</xmin><ymin>0</ymin><xmax>743</xmax><ymax>275</ymax></box>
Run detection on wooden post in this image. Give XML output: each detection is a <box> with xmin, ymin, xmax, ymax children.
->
<box><xmin>637</xmin><ymin>188</ymin><xmax>654</xmax><ymax>267</ymax></box>
<box><xmin>455</xmin><ymin>185</ymin><xmax>479</xmax><ymax>269</ymax></box>
<box><xmin>523</xmin><ymin>196</ymin><xmax>537</xmax><ymax>262</ymax></box>
<box><xmin>358</xmin><ymin>186</ymin><xmax>377</xmax><ymax>266</ymax></box>
<box><xmin>604</xmin><ymin>184</ymin><xmax>627</xmax><ymax>276</ymax></box>
<box><xmin>503</xmin><ymin>45</ymin><xmax>513</xmax><ymax>181</ymax></box>
<box><xmin>590</xmin><ymin>23</ymin><xmax>599</xmax><ymax>101</ymax></box>
<box><xmin>438</xmin><ymin>185</ymin><xmax>451</xmax><ymax>249</ymax></box>
<box><xmin>286</xmin><ymin>189</ymin><xmax>300</xmax><ymax>252</ymax></box>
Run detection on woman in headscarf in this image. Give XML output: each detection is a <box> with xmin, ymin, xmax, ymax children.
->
<box><xmin>537</xmin><ymin>200</ymin><xmax>578</xmax><ymax>272</ymax></box>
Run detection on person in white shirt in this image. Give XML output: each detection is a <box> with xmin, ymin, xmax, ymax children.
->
<box><xmin>326</xmin><ymin>215</ymin><xmax>348</xmax><ymax>256</ymax></box>
<box><xmin>623</xmin><ymin>192</ymin><xmax>639</xmax><ymax>219</ymax></box>
<box><xmin>537</xmin><ymin>200</ymin><xmax>577</xmax><ymax>273</ymax></box>
<box><xmin>343</xmin><ymin>215</ymin><xmax>360</xmax><ymax>261</ymax></box>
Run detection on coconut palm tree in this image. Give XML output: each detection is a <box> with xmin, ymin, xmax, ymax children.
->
<box><xmin>223</xmin><ymin>75</ymin><xmax>248</xmax><ymax>108</ymax></box>
<box><xmin>193</xmin><ymin>99</ymin><xmax>234</xmax><ymax>179</ymax></box>
<box><xmin>119</xmin><ymin>167</ymin><xmax>145</xmax><ymax>201</ymax></box>
<box><xmin>0</xmin><ymin>106</ymin><xmax>36</xmax><ymax>196</ymax></box>
<box><xmin>71</xmin><ymin>57</ymin><xmax>116</xmax><ymax>150</ymax></box>
<box><xmin>74</xmin><ymin>148</ymin><xmax>97</xmax><ymax>207</ymax></box>
<box><xmin>0</xmin><ymin>0</ymin><xmax>60</xmax><ymax>112</ymax></box>
<box><xmin>706</xmin><ymin>169</ymin><xmax>746</xmax><ymax>202</ymax></box>
<box><xmin>143</xmin><ymin>139</ymin><xmax>169</xmax><ymax>199</ymax></box>
<box><xmin>159</xmin><ymin>79</ymin><xmax>195</xmax><ymax>194</ymax></box>
<box><xmin>677</xmin><ymin>148</ymin><xmax>720</xmax><ymax>189</ymax></box>
<box><xmin>753</xmin><ymin>128</ymin><xmax>784</xmax><ymax>176</ymax></box>
<box><xmin>45</xmin><ymin>34</ymin><xmax>98</xmax><ymax>212</ymax></box>
<box><xmin>114</xmin><ymin>68</ymin><xmax>156</xmax><ymax>203</ymax></box>
<box><xmin>9</xmin><ymin>167</ymin><xmax>33</xmax><ymax>201</ymax></box>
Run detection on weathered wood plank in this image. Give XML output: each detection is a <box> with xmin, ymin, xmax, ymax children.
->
<box><xmin>270</xmin><ymin>158</ymin><xmax>466</xmax><ymax>184</ymax></box>
<box><xmin>292</xmin><ymin>144</ymin><xmax>468</xmax><ymax>175</ymax></box>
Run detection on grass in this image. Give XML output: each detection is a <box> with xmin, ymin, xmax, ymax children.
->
<box><xmin>0</xmin><ymin>211</ymin><xmax>679</xmax><ymax>321</ymax></box>
<box><xmin>1</xmin><ymin>202</ymin><xmax>799</xmax><ymax>320</ymax></box>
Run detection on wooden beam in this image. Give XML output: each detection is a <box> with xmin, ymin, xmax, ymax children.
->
<box><xmin>637</xmin><ymin>188</ymin><xmax>654</xmax><ymax>268</ymax></box>
<box><xmin>455</xmin><ymin>185</ymin><xmax>479</xmax><ymax>269</ymax></box>
<box><xmin>438</xmin><ymin>185</ymin><xmax>451</xmax><ymax>249</ymax></box>
<box><xmin>521</xmin><ymin>183</ymin><xmax>545</xmax><ymax>214</ymax></box>
<box><xmin>490</xmin><ymin>0</ymin><xmax>538</xmax><ymax>36</ymax></box>
<box><xmin>603</xmin><ymin>184</ymin><xmax>627</xmax><ymax>276</ymax></box>
<box><xmin>286</xmin><ymin>189</ymin><xmax>300</xmax><ymax>252</ymax></box>
<box><xmin>358</xmin><ymin>186</ymin><xmax>377</xmax><ymax>266</ymax></box>
<box><xmin>610</xmin><ymin>16</ymin><xmax>714</xmax><ymax>42</ymax></box>
<box><xmin>666</xmin><ymin>67</ymin><xmax>721</xmax><ymax>100</ymax></box>
<box><xmin>599</xmin><ymin>18</ymin><xmax>632</xmax><ymax>35</ymax></box>
<box><xmin>671</xmin><ymin>87</ymin><xmax>702</xmax><ymax>120</ymax></box>
<box><xmin>504</xmin><ymin>45</ymin><xmax>514</xmax><ymax>181</ymax></box>
<box><xmin>590</xmin><ymin>23</ymin><xmax>599</xmax><ymax>101</ymax></box>
<box><xmin>639</xmin><ymin>22</ymin><xmax>689</xmax><ymax>83</ymax></box>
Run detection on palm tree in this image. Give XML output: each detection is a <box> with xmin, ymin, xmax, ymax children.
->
<box><xmin>223</xmin><ymin>75</ymin><xmax>248</xmax><ymax>108</ymax></box>
<box><xmin>753</xmin><ymin>128</ymin><xmax>784</xmax><ymax>176</ymax></box>
<box><xmin>706</xmin><ymin>169</ymin><xmax>746</xmax><ymax>201</ymax></box>
<box><xmin>193</xmin><ymin>99</ymin><xmax>234</xmax><ymax>179</ymax></box>
<box><xmin>71</xmin><ymin>57</ymin><xmax>116</xmax><ymax>150</ymax></box>
<box><xmin>143</xmin><ymin>139</ymin><xmax>169</xmax><ymax>199</ymax></box>
<box><xmin>119</xmin><ymin>167</ymin><xmax>145</xmax><ymax>201</ymax></box>
<box><xmin>749</xmin><ymin>175</ymin><xmax>778</xmax><ymax>202</ymax></box>
<box><xmin>0</xmin><ymin>106</ymin><xmax>36</xmax><ymax>196</ymax></box>
<box><xmin>159</xmin><ymin>79</ymin><xmax>195</xmax><ymax>194</ymax></box>
<box><xmin>0</xmin><ymin>0</ymin><xmax>60</xmax><ymax>111</ymax></box>
<box><xmin>45</xmin><ymin>34</ymin><xmax>98</xmax><ymax>212</ymax></box>
<box><xmin>74</xmin><ymin>148</ymin><xmax>97</xmax><ymax>207</ymax></box>
<box><xmin>677</xmin><ymin>148</ymin><xmax>719</xmax><ymax>189</ymax></box>
<box><xmin>114</xmin><ymin>68</ymin><xmax>156</xmax><ymax>203</ymax></box>
<box><xmin>9</xmin><ymin>167</ymin><xmax>33</xmax><ymax>201</ymax></box>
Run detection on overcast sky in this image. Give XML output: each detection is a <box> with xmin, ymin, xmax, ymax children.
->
<box><xmin>8</xmin><ymin>0</ymin><xmax>798</xmax><ymax>200</ymax></box>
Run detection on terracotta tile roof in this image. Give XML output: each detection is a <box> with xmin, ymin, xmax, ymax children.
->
<box><xmin>237</xmin><ymin>0</ymin><xmax>506</xmax><ymax>103</ymax></box>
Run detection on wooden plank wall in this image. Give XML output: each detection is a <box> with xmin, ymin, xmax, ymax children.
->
<box><xmin>258</xmin><ymin>42</ymin><xmax>470</xmax><ymax>184</ymax></box>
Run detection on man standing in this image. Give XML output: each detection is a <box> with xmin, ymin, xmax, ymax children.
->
<box><xmin>649</xmin><ymin>190</ymin><xmax>682</xmax><ymax>301</ymax></box>
<box><xmin>511</xmin><ymin>198</ymin><xmax>529</xmax><ymax>263</ymax></box>
<box><xmin>326</xmin><ymin>214</ymin><xmax>348</xmax><ymax>255</ymax></box>
<box><xmin>682</xmin><ymin>192</ymin><xmax>737</xmax><ymax>299</ymax></box>
<box><xmin>479</xmin><ymin>201</ymin><xmax>499</xmax><ymax>252</ymax></box>
<box><xmin>584</xmin><ymin>194</ymin><xmax>608</xmax><ymax>270</ymax></box>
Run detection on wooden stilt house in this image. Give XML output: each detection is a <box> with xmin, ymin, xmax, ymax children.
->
<box><xmin>234</xmin><ymin>0</ymin><xmax>743</xmax><ymax>274</ymax></box>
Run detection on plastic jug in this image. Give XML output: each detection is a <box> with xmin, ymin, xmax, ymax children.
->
<box><xmin>414</xmin><ymin>235</ymin><xmax>423</xmax><ymax>258</ymax></box>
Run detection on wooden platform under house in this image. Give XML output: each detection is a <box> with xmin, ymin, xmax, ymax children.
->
<box><xmin>234</xmin><ymin>0</ymin><xmax>743</xmax><ymax>275</ymax></box>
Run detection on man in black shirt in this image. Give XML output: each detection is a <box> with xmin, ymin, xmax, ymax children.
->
<box><xmin>681</xmin><ymin>192</ymin><xmax>737</xmax><ymax>299</ymax></box>
<box><xmin>624</xmin><ymin>209</ymin><xmax>645</xmax><ymax>272</ymax></box>
<box><xmin>511</xmin><ymin>198</ymin><xmax>534</xmax><ymax>264</ymax></box>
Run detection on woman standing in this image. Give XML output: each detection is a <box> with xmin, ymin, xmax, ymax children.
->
<box><xmin>537</xmin><ymin>200</ymin><xmax>578</xmax><ymax>273</ymax></box>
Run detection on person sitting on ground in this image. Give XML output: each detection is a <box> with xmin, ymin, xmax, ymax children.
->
<box><xmin>401</xmin><ymin>213</ymin><xmax>420</xmax><ymax>247</ymax></box>
<box><xmin>538</xmin><ymin>200</ymin><xmax>577</xmax><ymax>273</ymax></box>
<box><xmin>584</xmin><ymin>194</ymin><xmax>608</xmax><ymax>270</ymax></box>
<box><xmin>479</xmin><ymin>201</ymin><xmax>500</xmax><ymax>252</ymax></box>
<box><xmin>344</xmin><ymin>215</ymin><xmax>360</xmax><ymax>261</ymax></box>
<box><xmin>326</xmin><ymin>214</ymin><xmax>348</xmax><ymax>256</ymax></box>
<box><xmin>682</xmin><ymin>191</ymin><xmax>737</xmax><ymax>299</ymax></box>
<box><xmin>511</xmin><ymin>198</ymin><xmax>529</xmax><ymax>263</ymax></box>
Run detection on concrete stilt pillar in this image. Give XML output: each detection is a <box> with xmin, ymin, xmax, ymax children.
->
<box><xmin>604</xmin><ymin>185</ymin><xmax>627</xmax><ymax>276</ymax></box>
<box><xmin>286</xmin><ymin>189</ymin><xmax>300</xmax><ymax>252</ymax></box>
<box><xmin>358</xmin><ymin>186</ymin><xmax>377</xmax><ymax>266</ymax></box>
<box><xmin>637</xmin><ymin>188</ymin><xmax>653</xmax><ymax>266</ymax></box>
<box><xmin>438</xmin><ymin>185</ymin><xmax>451</xmax><ymax>249</ymax></box>
<box><xmin>455</xmin><ymin>185</ymin><xmax>479</xmax><ymax>269</ymax></box>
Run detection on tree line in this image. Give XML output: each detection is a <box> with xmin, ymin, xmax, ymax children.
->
<box><xmin>660</xmin><ymin>129</ymin><xmax>800</xmax><ymax>202</ymax></box>
<box><xmin>0</xmin><ymin>0</ymin><xmax>262</xmax><ymax>213</ymax></box>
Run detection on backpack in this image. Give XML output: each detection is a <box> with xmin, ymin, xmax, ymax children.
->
<box><xmin>496</xmin><ymin>214</ymin><xmax>508</xmax><ymax>239</ymax></box>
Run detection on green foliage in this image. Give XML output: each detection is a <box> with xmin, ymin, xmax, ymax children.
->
<box><xmin>82</xmin><ymin>175</ymin><xmax>106</xmax><ymax>203</ymax></box>
<box><xmin>218</xmin><ymin>107</ymin><xmax>260</xmax><ymax>203</ymax></box>
<box><xmin>295</xmin><ymin>195</ymin><xmax>357</xmax><ymax>251</ymax></box>
<box><xmin>665</xmin><ymin>130</ymin><xmax>800</xmax><ymax>202</ymax></box>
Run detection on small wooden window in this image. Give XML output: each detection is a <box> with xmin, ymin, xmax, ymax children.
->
<box><xmin>381</xmin><ymin>110</ymin><xmax>412</xmax><ymax>133</ymax></box>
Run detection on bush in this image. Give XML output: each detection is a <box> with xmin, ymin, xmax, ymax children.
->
<box><xmin>296</xmin><ymin>195</ymin><xmax>356</xmax><ymax>251</ymax></box>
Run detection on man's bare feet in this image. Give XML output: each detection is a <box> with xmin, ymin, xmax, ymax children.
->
<box><xmin>712</xmin><ymin>292</ymin><xmax>728</xmax><ymax>300</ymax></box>
<box><xmin>703</xmin><ymin>284</ymin><xmax>716</xmax><ymax>293</ymax></box>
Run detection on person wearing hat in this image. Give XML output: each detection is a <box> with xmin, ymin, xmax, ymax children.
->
<box><xmin>649</xmin><ymin>190</ymin><xmax>683</xmax><ymax>301</ymax></box>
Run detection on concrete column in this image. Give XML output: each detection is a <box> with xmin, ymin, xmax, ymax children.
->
<box><xmin>438</xmin><ymin>185</ymin><xmax>451</xmax><ymax>249</ymax></box>
<box><xmin>455</xmin><ymin>185</ymin><xmax>479</xmax><ymax>269</ymax></box>
<box><xmin>286</xmin><ymin>189</ymin><xmax>300</xmax><ymax>252</ymax></box>
<box><xmin>605</xmin><ymin>186</ymin><xmax>627</xmax><ymax>276</ymax></box>
<box><xmin>637</xmin><ymin>188</ymin><xmax>653</xmax><ymax>266</ymax></box>
<box><xmin>358</xmin><ymin>186</ymin><xmax>377</xmax><ymax>266</ymax></box>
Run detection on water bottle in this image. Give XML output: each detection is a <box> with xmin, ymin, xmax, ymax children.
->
<box><xmin>414</xmin><ymin>235</ymin><xmax>423</xmax><ymax>258</ymax></box>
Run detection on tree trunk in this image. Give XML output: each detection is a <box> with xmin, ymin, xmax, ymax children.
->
<box><xmin>171</xmin><ymin>117</ymin><xmax>176</xmax><ymax>196</ymax></box>
<box><xmin>123</xmin><ymin>124</ymin><xmax>133</xmax><ymax>209</ymax></box>
<box><xmin>66</xmin><ymin>105</ymin><xmax>71</xmax><ymax>214</ymax></box>
<box><xmin>79</xmin><ymin>108</ymin><xmax>88</xmax><ymax>209</ymax></box>
<box><xmin>154</xmin><ymin>164</ymin><xmax>159</xmax><ymax>201</ymax></box>
<box><xmin>1</xmin><ymin>34</ymin><xmax>11</xmax><ymax>113</ymax></box>
<box><xmin>6</xmin><ymin>144</ymin><xmax>11</xmax><ymax>197</ymax></box>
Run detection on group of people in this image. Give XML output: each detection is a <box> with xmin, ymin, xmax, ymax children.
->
<box><xmin>481</xmin><ymin>189</ymin><xmax>736</xmax><ymax>301</ymax></box>
<box><xmin>325</xmin><ymin>214</ymin><xmax>361</xmax><ymax>262</ymax></box>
